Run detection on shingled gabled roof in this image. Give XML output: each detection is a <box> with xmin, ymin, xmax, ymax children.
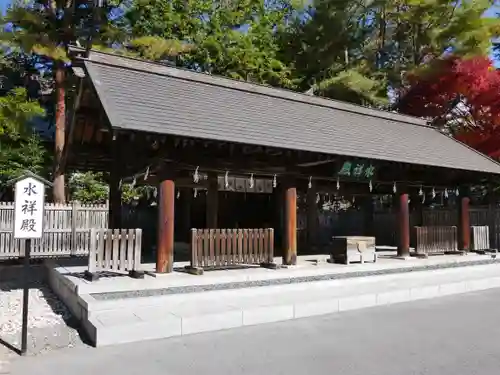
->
<box><xmin>80</xmin><ymin>50</ymin><xmax>500</xmax><ymax>175</ymax></box>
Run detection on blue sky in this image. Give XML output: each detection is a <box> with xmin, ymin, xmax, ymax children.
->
<box><xmin>0</xmin><ymin>0</ymin><xmax>498</xmax><ymax>64</ymax></box>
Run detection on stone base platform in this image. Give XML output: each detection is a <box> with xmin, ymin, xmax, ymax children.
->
<box><xmin>45</xmin><ymin>252</ymin><xmax>500</xmax><ymax>347</ymax></box>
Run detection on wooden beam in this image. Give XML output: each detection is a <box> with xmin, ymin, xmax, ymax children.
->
<box><xmin>283</xmin><ymin>180</ymin><xmax>297</xmax><ymax>265</ymax></box>
<box><xmin>397</xmin><ymin>191</ymin><xmax>410</xmax><ymax>258</ymax></box>
<box><xmin>458</xmin><ymin>187</ymin><xmax>471</xmax><ymax>251</ymax></box>
<box><xmin>157</xmin><ymin>174</ymin><xmax>175</xmax><ymax>273</ymax></box>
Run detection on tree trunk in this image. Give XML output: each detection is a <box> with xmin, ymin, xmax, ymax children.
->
<box><xmin>53</xmin><ymin>64</ymin><xmax>66</xmax><ymax>203</ymax></box>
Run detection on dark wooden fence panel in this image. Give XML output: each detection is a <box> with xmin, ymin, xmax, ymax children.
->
<box><xmin>415</xmin><ymin>226</ymin><xmax>458</xmax><ymax>256</ymax></box>
<box><xmin>190</xmin><ymin>228</ymin><xmax>274</xmax><ymax>268</ymax></box>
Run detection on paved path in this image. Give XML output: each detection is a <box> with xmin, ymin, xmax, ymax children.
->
<box><xmin>8</xmin><ymin>288</ymin><xmax>500</xmax><ymax>375</ymax></box>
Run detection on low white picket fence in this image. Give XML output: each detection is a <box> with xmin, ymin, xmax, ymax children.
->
<box><xmin>0</xmin><ymin>201</ymin><xmax>108</xmax><ymax>259</ymax></box>
<box><xmin>88</xmin><ymin>228</ymin><xmax>142</xmax><ymax>274</ymax></box>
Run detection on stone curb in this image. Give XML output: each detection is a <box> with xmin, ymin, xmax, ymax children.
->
<box><xmin>88</xmin><ymin>275</ymin><xmax>500</xmax><ymax>347</ymax></box>
<box><xmin>90</xmin><ymin>257</ymin><xmax>500</xmax><ymax>300</ymax></box>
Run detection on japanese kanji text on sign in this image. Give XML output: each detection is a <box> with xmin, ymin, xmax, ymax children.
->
<box><xmin>13</xmin><ymin>177</ymin><xmax>45</xmax><ymax>239</ymax></box>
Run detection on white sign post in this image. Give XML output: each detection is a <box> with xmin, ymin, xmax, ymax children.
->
<box><xmin>14</xmin><ymin>177</ymin><xmax>45</xmax><ymax>239</ymax></box>
<box><xmin>12</xmin><ymin>175</ymin><xmax>47</xmax><ymax>356</ymax></box>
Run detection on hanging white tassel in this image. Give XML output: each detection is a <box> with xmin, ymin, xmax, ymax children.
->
<box><xmin>308</xmin><ymin>176</ymin><xmax>312</xmax><ymax>189</ymax></box>
<box><xmin>249</xmin><ymin>173</ymin><xmax>254</xmax><ymax>189</ymax></box>
<box><xmin>431</xmin><ymin>187</ymin><xmax>436</xmax><ymax>199</ymax></box>
<box><xmin>316</xmin><ymin>193</ymin><xmax>320</xmax><ymax>204</ymax></box>
<box><xmin>176</xmin><ymin>190</ymin><xmax>180</xmax><ymax>199</ymax></box>
<box><xmin>422</xmin><ymin>194</ymin><xmax>425</xmax><ymax>204</ymax></box>
<box><xmin>444</xmin><ymin>188</ymin><xmax>448</xmax><ymax>199</ymax></box>
<box><xmin>119</xmin><ymin>179</ymin><xmax>123</xmax><ymax>189</ymax></box>
<box><xmin>336</xmin><ymin>178</ymin><xmax>340</xmax><ymax>190</ymax></box>
<box><xmin>144</xmin><ymin>166</ymin><xmax>149</xmax><ymax>181</ymax></box>
<box><xmin>455</xmin><ymin>187</ymin><xmax>459</xmax><ymax>196</ymax></box>
<box><xmin>194</xmin><ymin>188</ymin><xmax>198</xmax><ymax>198</ymax></box>
<box><xmin>393</xmin><ymin>182</ymin><xmax>397</xmax><ymax>194</ymax></box>
<box><xmin>369</xmin><ymin>180</ymin><xmax>373</xmax><ymax>192</ymax></box>
<box><xmin>224</xmin><ymin>171</ymin><xmax>229</xmax><ymax>189</ymax></box>
<box><xmin>352</xmin><ymin>196</ymin><xmax>356</xmax><ymax>204</ymax></box>
<box><xmin>418</xmin><ymin>185</ymin><xmax>423</xmax><ymax>196</ymax></box>
<box><xmin>193</xmin><ymin>166</ymin><xmax>200</xmax><ymax>183</ymax></box>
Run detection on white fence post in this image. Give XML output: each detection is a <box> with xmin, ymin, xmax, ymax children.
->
<box><xmin>71</xmin><ymin>201</ymin><xmax>78</xmax><ymax>256</ymax></box>
<box><xmin>89</xmin><ymin>228</ymin><xmax>97</xmax><ymax>273</ymax></box>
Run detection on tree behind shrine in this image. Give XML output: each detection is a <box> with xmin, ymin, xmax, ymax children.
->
<box><xmin>279</xmin><ymin>0</ymin><xmax>500</xmax><ymax>106</ymax></box>
<box><xmin>0</xmin><ymin>0</ymin><xmax>189</xmax><ymax>203</ymax></box>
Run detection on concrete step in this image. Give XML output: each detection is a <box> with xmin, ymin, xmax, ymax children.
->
<box><xmin>50</xmin><ymin>254</ymin><xmax>500</xmax><ymax>295</ymax></box>
<box><xmin>81</xmin><ymin>263</ymin><xmax>500</xmax><ymax>346</ymax></box>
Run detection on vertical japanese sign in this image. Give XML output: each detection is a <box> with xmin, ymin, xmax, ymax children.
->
<box><xmin>13</xmin><ymin>177</ymin><xmax>45</xmax><ymax>239</ymax></box>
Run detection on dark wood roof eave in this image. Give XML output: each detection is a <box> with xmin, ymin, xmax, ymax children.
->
<box><xmin>76</xmin><ymin>49</ymin><xmax>500</xmax><ymax>176</ymax></box>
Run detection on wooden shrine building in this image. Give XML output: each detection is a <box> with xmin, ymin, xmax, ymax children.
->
<box><xmin>66</xmin><ymin>47</ymin><xmax>500</xmax><ymax>273</ymax></box>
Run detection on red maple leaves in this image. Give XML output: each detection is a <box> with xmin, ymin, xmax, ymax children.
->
<box><xmin>398</xmin><ymin>55</ymin><xmax>500</xmax><ymax>158</ymax></box>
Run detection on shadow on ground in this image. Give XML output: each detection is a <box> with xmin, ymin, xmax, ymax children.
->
<box><xmin>0</xmin><ymin>263</ymin><xmax>91</xmax><ymax>356</ymax></box>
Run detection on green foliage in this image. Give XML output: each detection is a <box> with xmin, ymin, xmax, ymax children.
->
<box><xmin>0</xmin><ymin>44</ymin><xmax>48</xmax><ymax>188</ymax></box>
<box><xmin>280</xmin><ymin>0</ymin><xmax>500</xmax><ymax>105</ymax></box>
<box><xmin>0</xmin><ymin>87</ymin><xmax>44</xmax><ymax>137</ymax></box>
<box><xmin>121</xmin><ymin>183</ymin><xmax>156</xmax><ymax>204</ymax></box>
<box><xmin>68</xmin><ymin>172</ymin><xmax>109</xmax><ymax>204</ymax></box>
<box><xmin>0</xmin><ymin>131</ymin><xmax>48</xmax><ymax>184</ymax></box>
<box><xmin>125</xmin><ymin>0</ymin><xmax>300</xmax><ymax>86</ymax></box>
<box><xmin>0</xmin><ymin>0</ymin><xmax>498</xmax><ymax>203</ymax></box>
<box><xmin>68</xmin><ymin>171</ymin><xmax>156</xmax><ymax>205</ymax></box>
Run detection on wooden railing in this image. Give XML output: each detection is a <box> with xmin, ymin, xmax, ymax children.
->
<box><xmin>471</xmin><ymin>226</ymin><xmax>490</xmax><ymax>251</ymax></box>
<box><xmin>86</xmin><ymin>228</ymin><xmax>143</xmax><ymax>281</ymax></box>
<box><xmin>190</xmin><ymin>228</ymin><xmax>274</xmax><ymax>270</ymax></box>
<box><xmin>0</xmin><ymin>202</ymin><xmax>108</xmax><ymax>259</ymax></box>
<box><xmin>415</xmin><ymin>226</ymin><xmax>458</xmax><ymax>256</ymax></box>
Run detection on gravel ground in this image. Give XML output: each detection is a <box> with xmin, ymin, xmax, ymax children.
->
<box><xmin>0</xmin><ymin>266</ymin><xmax>87</xmax><ymax>372</ymax></box>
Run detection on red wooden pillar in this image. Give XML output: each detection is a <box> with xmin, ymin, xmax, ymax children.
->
<box><xmin>206</xmin><ymin>172</ymin><xmax>218</xmax><ymax>228</ymax></box>
<box><xmin>397</xmin><ymin>192</ymin><xmax>410</xmax><ymax>258</ymax></box>
<box><xmin>157</xmin><ymin>176</ymin><xmax>175</xmax><ymax>273</ymax></box>
<box><xmin>283</xmin><ymin>181</ymin><xmax>297</xmax><ymax>265</ymax></box>
<box><xmin>458</xmin><ymin>192</ymin><xmax>470</xmax><ymax>251</ymax></box>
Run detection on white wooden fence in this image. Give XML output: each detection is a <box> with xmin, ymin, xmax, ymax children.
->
<box><xmin>471</xmin><ymin>226</ymin><xmax>490</xmax><ymax>251</ymax></box>
<box><xmin>88</xmin><ymin>228</ymin><xmax>142</xmax><ymax>274</ymax></box>
<box><xmin>0</xmin><ymin>201</ymin><xmax>108</xmax><ymax>259</ymax></box>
